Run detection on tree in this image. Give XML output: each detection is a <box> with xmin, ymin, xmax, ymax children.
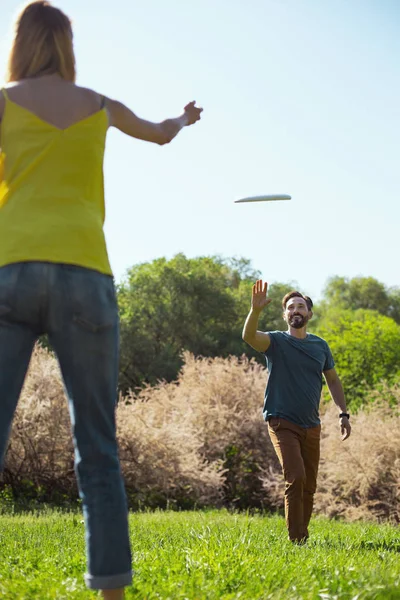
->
<box><xmin>388</xmin><ymin>287</ymin><xmax>400</xmax><ymax>324</ymax></box>
<box><xmin>322</xmin><ymin>276</ymin><xmax>400</xmax><ymax>323</ymax></box>
<box><xmin>117</xmin><ymin>254</ymin><xmax>295</xmax><ymax>392</ymax></box>
<box><xmin>316</xmin><ymin>308</ymin><xmax>400</xmax><ymax>409</ymax></box>
<box><xmin>117</xmin><ymin>254</ymin><xmax>233</xmax><ymax>391</ymax></box>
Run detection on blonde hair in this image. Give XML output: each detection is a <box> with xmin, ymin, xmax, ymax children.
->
<box><xmin>6</xmin><ymin>1</ymin><xmax>76</xmax><ymax>83</ymax></box>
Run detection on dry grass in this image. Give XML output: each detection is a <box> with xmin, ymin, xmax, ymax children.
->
<box><xmin>316</xmin><ymin>402</ymin><xmax>400</xmax><ymax>523</ymax></box>
<box><xmin>116</xmin><ymin>351</ymin><xmax>276</xmax><ymax>508</ymax></box>
<box><xmin>4</xmin><ymin>347</ymin><xmax>74</xmax><ymax>496</ymax></box>
<box><xmin>3</xmin><ymin>345</ymin><xmax>400</xmax><ymax>521</ymax></box>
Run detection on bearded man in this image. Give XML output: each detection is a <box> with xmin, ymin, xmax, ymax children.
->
<box><xmin>242</xmin><ymin>280</ymin><xmax>351</xmax><ymax>543</ymax></box>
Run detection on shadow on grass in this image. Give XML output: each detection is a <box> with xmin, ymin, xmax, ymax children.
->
<box><xmin>358</xmin><ymin>539</ymin><xmax>400</xmax><ymax>553</ymax></box>
<box><xmin>310</xmin><ymin>537</ymin><xmax>400</xmax><ymax>554</ymax></box>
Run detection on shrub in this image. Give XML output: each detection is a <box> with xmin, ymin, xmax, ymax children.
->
<box><xmin>316</xmin><ymin>401</ymin><xmax>400</xmax><ymax>523</ymax></box>
<box><xmin>119</xmin><ymin>352</ymin><xmax>278</xmax><ymax>509</ymax></box>
<box><xmin>316</xmin><ymin>308</ymin><xmax>400</xmax><ymax>409</ymax></box>
<box><xmin>4</xmin><ymin>346</ymin><xmax>75</xmax><ymax>503</ymax></box>
<box><xmin>3</xmin><ymin>346</ymin><xmax>400</xmax><ymax>521</ymax></box>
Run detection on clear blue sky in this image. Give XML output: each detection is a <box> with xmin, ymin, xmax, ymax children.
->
<box><xmin>1</xmin><ymin>0</ymin><xmax>399</xmax><ymax>300</ymax></box>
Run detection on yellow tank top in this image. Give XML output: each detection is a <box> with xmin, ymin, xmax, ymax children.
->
<box><xmin>0</xmin><ymin>88</ymin><xmax>112</xmax><ymax>275</ymax></box>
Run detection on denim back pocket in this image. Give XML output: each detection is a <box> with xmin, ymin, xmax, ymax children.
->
<box><xmin>0</xmin><ymin>263</ymin><xmax>23</xmax><ymax>320</ymax></box>
<box><xmin>61</xmin><ymin>265</ymin><xmax>118</xmax><ymax>334</ymax></box>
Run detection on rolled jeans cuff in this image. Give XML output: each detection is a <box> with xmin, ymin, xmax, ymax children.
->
<box><xmin>85</xmin><ymin>569</ymin><xmax>133</xmax><ymax>590</ymax></box>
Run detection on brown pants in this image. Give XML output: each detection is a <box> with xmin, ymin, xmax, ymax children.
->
<box><xmin>268</xmin><ymin>417</ymin><xmax>321</xmax><ymax>543</ymax></box>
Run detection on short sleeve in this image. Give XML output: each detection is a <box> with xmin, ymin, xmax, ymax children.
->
<box><xmin>264</xmin><ymin>331</ymin><xmax>276</xmax><ymax>356</ymax></box>
<box><xmin>323</xmin><ymin>342</ymin><xmax>335</xmax><ymax>371</ymax></box>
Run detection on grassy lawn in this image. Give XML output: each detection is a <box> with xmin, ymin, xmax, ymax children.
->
<box><xmin>0</xmin><ymin>510</ymin><xmax>399</xmax><ymax>599</ymax></box>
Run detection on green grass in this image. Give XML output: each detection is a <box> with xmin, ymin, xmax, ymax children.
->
<box><xmin>0</xmin><ymin>510</ymin><xmax>399</xmax><ymax>599</ymax></box>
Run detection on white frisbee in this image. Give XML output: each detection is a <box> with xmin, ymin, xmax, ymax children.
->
<box><xmin>235</xmin><ymin>194</ymin><xmax>291</xmax><ymax>203</ymax></box>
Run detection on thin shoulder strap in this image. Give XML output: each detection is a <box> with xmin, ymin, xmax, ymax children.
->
<box><xmin>1</xmin><ymin>88</ymin><xmax>9</xmax><ymax>100</ymax></box>
<box><xmin>100</xmin><ymin>95</ymin><xmax>106</xmax><ymax>109</ymax></box>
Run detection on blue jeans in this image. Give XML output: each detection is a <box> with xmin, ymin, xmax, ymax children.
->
<box><xmin>0</xmin><ymin>262</ymin><xmax>132</xmax><ymax>590</ymax></box>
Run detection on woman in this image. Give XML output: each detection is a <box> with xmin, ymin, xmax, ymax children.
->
<box><xmin>0</xmin><ymin>2</ymin><xmax>202</xmax><ymax>599</ymax></box>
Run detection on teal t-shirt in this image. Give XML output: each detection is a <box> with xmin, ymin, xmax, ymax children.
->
<box><xmin>263</xmin><ymin>331</ymin><xmax>334</xmax><ymax>428</ymax></box>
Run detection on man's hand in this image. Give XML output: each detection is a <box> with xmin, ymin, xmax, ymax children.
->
<box><xmin>242</xmin><ymin>279</ymin><xmax>271</xmax><ymax>352</ymax></box>
<box><xmin>184</xmin><ymin>101</ymin><xmax>203</xmax><ymax>125</ymax></box>
<box><xmin>252</xmin><ymin>280</ymin><xmax>272</xmax><ymax>312</ymax></box>
<box><xmin>340</xmin><ymin>416</ymin><xmax>351</xmax><ymax>441</ymax></box>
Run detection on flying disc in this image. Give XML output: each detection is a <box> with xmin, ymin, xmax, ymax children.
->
<box><xmin>235</xmin><ymin>194</ymin><xmax>291</xmax><ymax>203</ymax></box>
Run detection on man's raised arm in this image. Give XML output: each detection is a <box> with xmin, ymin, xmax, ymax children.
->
<box><xmin>242</xmin><ymin>279</ymin><xmax>271</xmax><ymax>353</ymax></box>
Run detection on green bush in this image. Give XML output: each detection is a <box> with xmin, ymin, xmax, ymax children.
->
<box><xmin>117</xmin><ymin>254</ymin><xmax>293</xmax><ymax>392</ymax></box>
<box><xmin>316</xmin><ymin>308</ymin><xmax>400</xmax><ymax>409</ymax></box>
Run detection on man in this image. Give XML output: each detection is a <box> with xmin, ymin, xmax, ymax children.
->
<box><xmin>242</xmin><ymin>280</ymin><xmax>351</xmax><ymax>544</ymax></box>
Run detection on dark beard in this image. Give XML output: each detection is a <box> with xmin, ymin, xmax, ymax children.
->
<box><xmin>290</xmin><ymin>315</ymin><xmax>307</xmax><ymax>329</ymax></box>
